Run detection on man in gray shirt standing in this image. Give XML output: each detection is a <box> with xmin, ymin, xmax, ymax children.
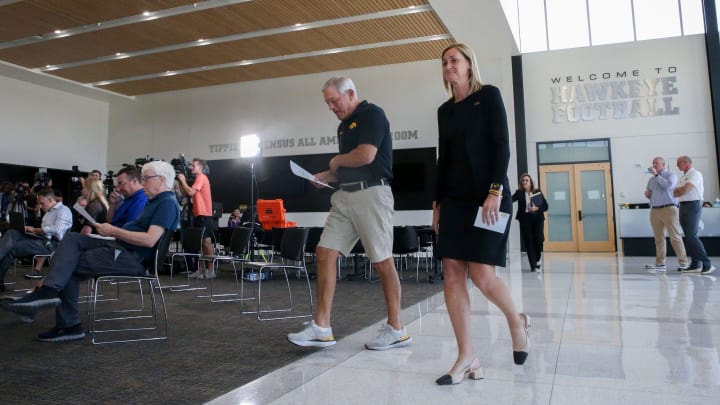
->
<box><xmin>644</xmin><ymin>157</ymin><xmax>689</xmax><ymax>272</ymax></box>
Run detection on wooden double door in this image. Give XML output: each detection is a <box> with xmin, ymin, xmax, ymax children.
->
<box><xmin>539</xmin><ymin>162</ymin><xmax>616</xmax><ymax>252</ymax></box>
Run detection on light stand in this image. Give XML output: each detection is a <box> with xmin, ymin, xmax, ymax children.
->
<box><xmin>240</xmin><ymin>134</ymin><xmax>261</xmax><ymax>261</ymax></box>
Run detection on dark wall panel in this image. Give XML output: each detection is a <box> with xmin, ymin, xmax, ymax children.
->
<box><xmin>208</xmin><ymin>147</ymin><xmax>437</xmax><ymax>213</ymax></box>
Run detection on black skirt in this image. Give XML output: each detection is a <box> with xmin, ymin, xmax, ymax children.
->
<box><xmin>438</xmin><ymin>198</ymin><xmax>511</xmax><ymax>267</ymax></box>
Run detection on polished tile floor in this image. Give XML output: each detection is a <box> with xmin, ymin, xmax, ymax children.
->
<box><xmin>208</xmin><ymin>251</ymin><xmax>720</xmax><ymax>404</ymax></box>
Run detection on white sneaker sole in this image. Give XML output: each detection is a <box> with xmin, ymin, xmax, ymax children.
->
<box><xmin>287</xmin><ymin>337</ymin><xmax>336</xmax><ymax>348</ymax></box>
<box><xmin>365</xmin><ymin>336</ymin><xmax>412</xmax><ymax>351</ymax></box>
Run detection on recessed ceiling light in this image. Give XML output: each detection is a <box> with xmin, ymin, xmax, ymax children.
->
<box><xmin>54</xmin><ymin>29</ymin><xmax>62</xmax><ymax>34</ymax></box>
<box><xmin>143</xmin><ymin>11</ymin><xmax>151</xmax><ymax>16</ymax></box>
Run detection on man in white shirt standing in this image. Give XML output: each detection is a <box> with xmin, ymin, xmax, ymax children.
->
<box><xmin>674</xmin><ymin>155</ymin><xmax>715</xmax><ymax>275</ymax></box>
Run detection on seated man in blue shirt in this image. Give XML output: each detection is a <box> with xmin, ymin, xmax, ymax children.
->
<box><xmin>3</xmin><ymin>161</ymin><xmax>180</xmax><ymax>342</ymax></box>
<box><xmin>107</xmin><ymin>166</ymin><xmax>148</xmax><ymax>227</ymax></box>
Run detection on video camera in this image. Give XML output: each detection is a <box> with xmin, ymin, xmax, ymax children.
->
<box><xmin>13</xmin><ymin>182</ymin><xmax>29</xmax><ymax>200</ymax></box>
<box><xmin>133</xmin><ymin>155</ymin><xmax>157</xmax><ymax>168</ymax></box>
<box><xmin>170</xmin><ymin>154</ymin><xmax>194</xmax><ymax>184</ymax></box>
<box><xmin>103</xmin><ymin>170</ymin><xmax>116</xmax><ymax>196</ymax></box>
<box><xmin>34</xmin><ymin>168</ymin><xmax>51</xmax><ymax>189</ymax></box>
<box><xmin>69</xmin><ymin>165</ymin><xmax>84</xmax><ymax>197</ymax></box>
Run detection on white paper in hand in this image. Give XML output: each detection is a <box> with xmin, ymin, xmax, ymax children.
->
<box><xmin>73</xmin><ymin>202</ymin><xmax>97</xmax><ymax>226</ymax></box>
<box><xmin>474</xmin><ymin>207</ymin><xmax>510</xmax><ymax>233</ymax></box>
<box><xmin>289</xmin><ymin>160</ymin><xmax>335</xmax><ymax>189</ymax></box>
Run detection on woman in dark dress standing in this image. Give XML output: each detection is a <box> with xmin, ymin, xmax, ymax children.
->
<box><xmin>433</xmin><ymin>43</ymin><xmax>529</xmax><ymax>385</ymax></box>
<box><xmin>512</xmin><ymin>174</ymin><xmax>548</xmax><ymax>272</ymax></box>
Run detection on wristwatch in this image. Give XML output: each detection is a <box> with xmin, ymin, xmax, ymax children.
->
<box><xmin>488</xmin><ymin>183</ymin><xmax>503</xmax><ymax>197</ymax></box>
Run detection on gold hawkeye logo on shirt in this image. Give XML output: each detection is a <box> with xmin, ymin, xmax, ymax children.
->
<box><xmin>349</xmin><ymin>122</ymin><xmax>357</xmax><ymax>129</ymax></box>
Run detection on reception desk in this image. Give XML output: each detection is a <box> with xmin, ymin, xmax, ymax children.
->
<box><xmin>619</xmin><ymin>207</ymin><xmax>720</xmax><ymax>256</ymax></box>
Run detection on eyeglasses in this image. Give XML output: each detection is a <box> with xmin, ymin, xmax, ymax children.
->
<box><xmin>140</xmin><ymin>175</ymin><xmax>162</xmax><ymax>183</ymax></box>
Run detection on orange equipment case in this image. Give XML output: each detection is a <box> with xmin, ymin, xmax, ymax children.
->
<box><xmin>256</xmin><ymin>199</ymin><xmax>297</xmax><ymax>230</ymax></box>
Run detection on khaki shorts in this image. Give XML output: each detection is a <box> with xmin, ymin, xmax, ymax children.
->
<box><xmin>318</xmin><ymin>185</ymin><xmax>394</xmax><ymax>263</ymax></box>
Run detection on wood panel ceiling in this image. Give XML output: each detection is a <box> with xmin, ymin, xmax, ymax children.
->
<box><xmin>0</xmin><ymin>0</ymin><xmax>454</xmax><ymax>96</ymax></box>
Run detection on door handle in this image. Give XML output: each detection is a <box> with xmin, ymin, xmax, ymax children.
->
<box><xmin>578</xmin><ymin>210</ymin><xmax>583</xmax><ymax>221</ymax></box>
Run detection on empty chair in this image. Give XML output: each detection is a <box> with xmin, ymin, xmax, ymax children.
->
<box><xmin>392</xmin><ymin>226</ymin><xmax>420</xmax><ymax>282</ymax></box>
<box><xmin>167</xmin><ymin>227</ymin><xmax>205</xmax><ymax>291</ymax></box>
<box><xmin>197</xmin><ymin>226</ymin><xmax>254</xmax><ymax>303</ymax></box>
<box><xmin>88</xmin><ymin>229</ymin><xmax>173</xmax><ymax>344</ymax></box>
<box><xmin>241</xmin><ymin>227</ymin><xmax>312</xmax><ymax>321</ymax></box>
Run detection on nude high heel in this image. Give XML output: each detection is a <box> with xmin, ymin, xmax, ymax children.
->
<box><xmin>435</xmin><ymin>358</ymin><xmax>484</xmax><ymax>385</ymax></box>
<box><xmin>513</xmin><ymin>313</ymin><xmax>531</xmax><ymax>365</ymax></box>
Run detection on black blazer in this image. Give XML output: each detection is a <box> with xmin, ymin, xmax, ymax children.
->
<box><xmin>512</xmin><ymin>189</ymin><xmax>548</xmax><ymax>221</ymax></box>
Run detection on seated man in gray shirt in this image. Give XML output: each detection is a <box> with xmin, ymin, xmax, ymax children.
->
<box><xmin>0</xmin><ymin>188</ymin><xmax>73</xmax><ymax>291</ymax></box>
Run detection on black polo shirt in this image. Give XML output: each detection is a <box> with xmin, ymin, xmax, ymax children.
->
<box><xmin>336</xmin><ymin>100</ymin><xmax>393</xmax><ymax>184</ymax></box>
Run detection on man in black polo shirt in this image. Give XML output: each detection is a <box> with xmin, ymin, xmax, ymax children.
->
<box><xmin>288</xmin><ymin>76</ymin><xmax>411</xmax><ymax>350</ymax></box>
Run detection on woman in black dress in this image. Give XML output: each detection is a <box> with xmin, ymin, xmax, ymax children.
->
<box><xmin>433</xmin><ymin>43</ymin><xmax>529</xmax><ymax>385</ymax></box>
<box><xmin>78</xmin><ymin>177</ymin><xmax>108</xmax><ymax>234</ymax></box>
<box><xmin>512</xmin><ymin>174</ymin><xmax>548</xmax><ymax>272</ymax></box>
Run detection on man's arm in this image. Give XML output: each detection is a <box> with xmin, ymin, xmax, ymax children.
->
<box><xmin>176</xmin><ymin>174</ymin><xmax>197</xmax><ymax>196</ymax></box>
<box><xmin>673</xmin><ymin>182</ymin><xmax>694</xmax><ymax>197</ymax></box>
<box><xmin>95</xmin><ymin>223</ymin><xmax>165</xmax><ymax>248</ymax></box>
<box><xmin>654</xmin><ymin>172</ymin><xmax>677</xmax><ymax>190</ymax></box>
<box><xmin>106</xmin><ymin>191</ymin><xmax>123</xmax><ymax>223</ymax></box>
<box><xmin>328</xmin><ymin>144</ymin><xmax>378</xmax><ymax>173</ymax></box>
<box><xmin>41</xmin><ymin>206</ymin><xmax>73</xmax><ymax>239</ymax></box>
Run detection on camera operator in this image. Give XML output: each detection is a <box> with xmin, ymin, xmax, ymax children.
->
<box><xmin>107</xmin><ymin>166</ymin><xmax>148</xmax><ymax>227</ymax></box>
<box><xmin>0</xmin><ymin>188</ymin><xmax>72</xmax><ymax>291</ymax></box>
<box><xmin>176</xmin><ymin>158</ymin><xmax>216</xmax><ymax>279</ymax></box>
<box><xmin>0</xmin><ymin>181</ymin><xmax>12</xmax><ymax>221</ymax></box>
<box><xmin>5</xmin><ymin>181</ymin><xmax>31</xmax><ymax>224</ymax></box>
<box><xmin>26</xmin><ymin>173</ymin><xmax>53</xmax><ymax>228</ymax></box>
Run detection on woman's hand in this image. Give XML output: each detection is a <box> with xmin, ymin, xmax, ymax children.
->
<box><xmin>482</xmin><ymin>194</ymin><xmax>501</xmax><ymax>225</ymax></box>
<box><xmin>432</xmin><ymin>201</ymin><xmax>440</xmax><ymax>234</ymax></box>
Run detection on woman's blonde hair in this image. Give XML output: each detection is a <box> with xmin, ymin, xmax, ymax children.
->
<box><xmin>441</xmin><ymin>43</ymin><xmax>483</xmax><ymax>99</ymax></box>
<box><xmin>84</xmin><ymin>177</ymin><xmax>109</xmax><ymax>210</ymax></box>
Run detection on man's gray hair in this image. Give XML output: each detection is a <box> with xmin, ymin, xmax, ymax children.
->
<box><xmin>679</xmin><ymin>155</ymin><xmax>693</xmax><ymax>164</ymax></box>
<box><xmin>142</xmin><ymin>161</ymin><xmax>175</xmax><ymax>191</ymax></box>
<box><xmin>323</xmin><ymin>76</ymin><xmax>357</xmax><ymax>97</ymax></box>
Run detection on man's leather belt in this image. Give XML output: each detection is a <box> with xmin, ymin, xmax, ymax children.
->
<box><xmin>652</xmin><ymin>204</ymin><xmax>678</xmax><ymax>208</ymax></box>
<box><xmin>339</xmin><ymin>178</ymin><xmax>390</xmax><ymax>192</ymax></box>
<box><xmin>679</xmin><ymin>200</ymin><xmax>700</xmax><ymax>205</ymax></box>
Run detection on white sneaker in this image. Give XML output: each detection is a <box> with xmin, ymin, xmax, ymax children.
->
<box><xmin>188</xmin><ymin>270</ymin><xmax>203</xmax><ymax>278</ymax></box>
<box><xmin>364</xmin><ymin>324</ymin><xmax>412</xmax><ymax>350</ymax></box>
<box><xmin>204</xmin><ymin>270</ymin><xmax>216</xmax><ymax>279</ymax></box>
<box><xmin>287</xmin><ymin>320</ymin><xmax>336</xmax><ymax>348</ymax></box>
<box><xmin>645</xmin><ymin>264</ymin><xmax>667</xmax><ymax>272</ymax></box>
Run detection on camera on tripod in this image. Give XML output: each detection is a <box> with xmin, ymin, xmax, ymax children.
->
<box><xmin>103</xmin><ymin>170</ymin><xmax>116</xmax><ymax>195</ymax></box>
<box><xmin>34</xmin><ymin>168</ymin><xmax>51</xmax><ymax>189</ymax></box>
<box><xmin>69</xmin><ymin>165</ymin><xmax>84</xmax><ymax>197</ymax></box>
<box><xmin>171</xmin><ymin>154</ymin><xmax>194</xmax><ymax>183</ymax></box>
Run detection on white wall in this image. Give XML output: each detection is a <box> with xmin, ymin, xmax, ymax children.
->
<box><xmin>522</xmin><ymin>35</ymin><xmax>718</xmax><ymax>247</ymax></box>
<box><xmin>0</xmin><ymin>74</ymin><xmax>109</xmax><ymax>172</ymax></box>
<box><xmin>523</xmin><ymin>35</ymin><xmax>717</xmax><ymax>199</ymax></box>
<box><xmin>108</xmin><ymin>60</ymin><xmax>446</xmax><ymax>166</ymax></box>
